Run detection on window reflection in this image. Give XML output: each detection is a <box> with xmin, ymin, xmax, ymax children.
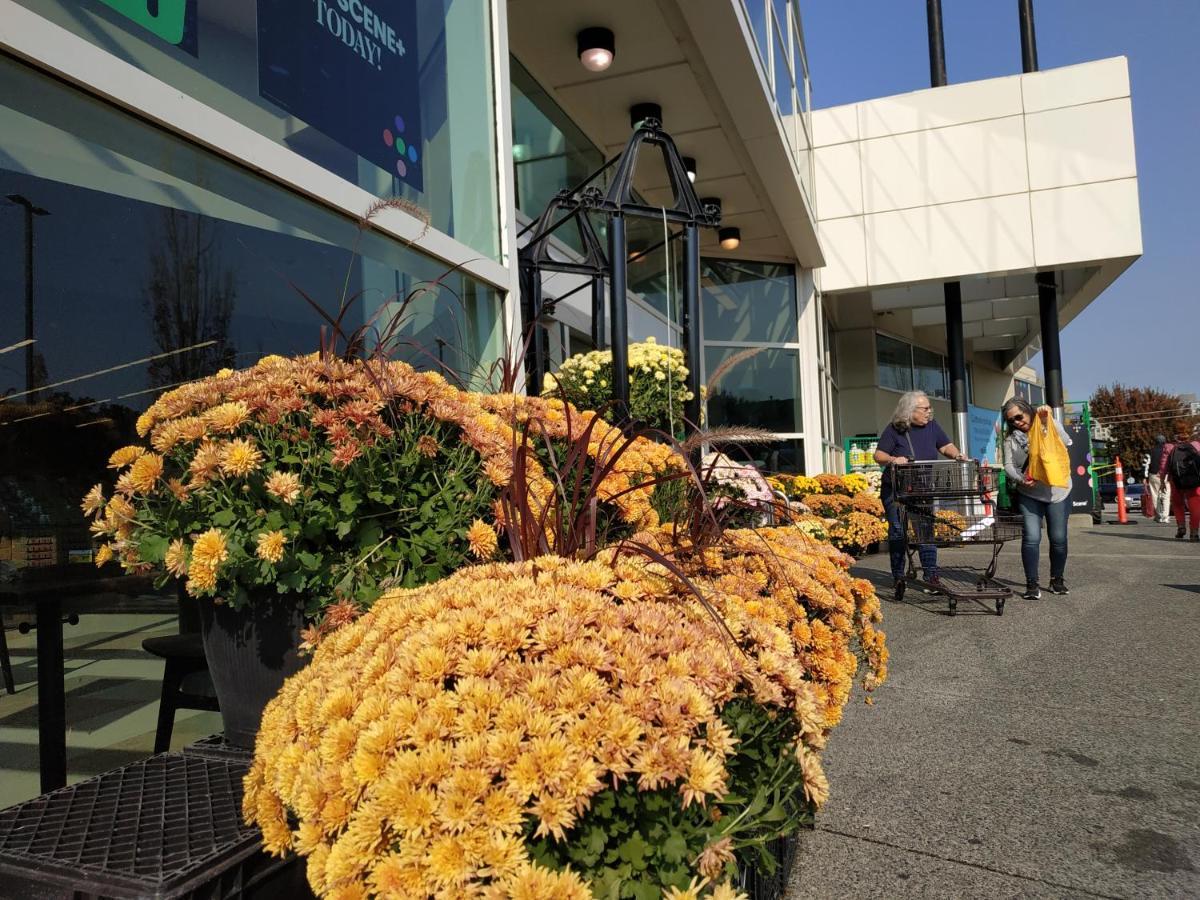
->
<box><xmin>704</xmin><ymin>347</ymin><xmax>801</xmax><ymax>434</ymax></box>
<box><xmin>511</xmin><ymin>58</ymin><xmax>604</xmax><ymax>244</ymax></box>
<box><xmin>875</xmin><ymin>333</ymin><xmax>915</xmax><ymax>392</ymax></box>
<box><xmin>0</xmin><ymin>57</ymin><xmax>501</xmax><ymax>575</ymax></box>
<box><xmin>15</xmin><ymin>0</ymin><xmax>500</xmax><ymax>258</ymax></box>
<box><xmin>702</xmin><ymin>259</ymin><xmax>797</xmax><ymax>343</ymax></box>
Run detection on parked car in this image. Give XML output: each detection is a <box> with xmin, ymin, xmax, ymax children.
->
<box><xmin>1099</xmin><ymin>478</ymin><xmax>1143</xmax><ymax>514</ymax></box>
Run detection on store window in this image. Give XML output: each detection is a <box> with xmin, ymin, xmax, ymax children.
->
<box><xmin>510</xmin><ymin>58</ymin><xmax>604</xmax><ymax>238</ymax></box>
<box><xmin>704</xmin><ymin>347</ymin><xmax>802</xmax><ymax>434</ymax></box>
<box><xmin>912</xmin><ymin>345</ymin><xmax>948</xmax><ymax>400</ymax></box>
<box><xmin>702</xmin><ymin>260</ymin><xmax>797</xmax><ymax>344</ymax></box>
<box><xmin>0</xmin><ymin>55</ymin><xmax>503</xmax><ymax>570</ymax></box>
<box><xmin>876</xmin><ymin>333</ymin><xmax>914</xmax><ymax>392</ymax></box>
<box><xmin>1015</xmin><ymin>378</ymin><xmax>1045</xmax><ymax>407</ymax></box>
<box><xmin>15</xmin><ymin>0</ymin><xmax>501</xmax><ymax>259</ymax></box>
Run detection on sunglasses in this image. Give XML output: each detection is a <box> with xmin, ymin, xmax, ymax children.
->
<box><xmin>1007</xmin><ymin>413</ymin><xmax>1027</xmax><ymax>426</ymax></box>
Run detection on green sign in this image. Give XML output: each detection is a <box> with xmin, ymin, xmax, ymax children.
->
<box><xmin>98</xmin><ymin>0</ymin><xmax>189</xmax><ymax>46</ymax></box>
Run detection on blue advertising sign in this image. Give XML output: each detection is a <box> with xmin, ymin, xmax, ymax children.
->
<box><xmin>968</xmin><ymin>404</ymin><xmax>1001</xmax><ymax>465</ymax></box>
<box><xmin>258</xmin><ymin>0</ymin><xmax>423</xmax><ymax>191</ymax></box>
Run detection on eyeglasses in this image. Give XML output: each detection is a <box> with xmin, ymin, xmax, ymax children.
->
<box><xmin>914</xmin><ymin>405</ymin><xmax>932</xmax><ymax>411</ymax></box>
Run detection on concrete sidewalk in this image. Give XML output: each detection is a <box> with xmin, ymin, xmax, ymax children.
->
<box><xmin>788</xmin><ymin>519</ymin><xmax>1200</xmax><ymax>899</ymax></box>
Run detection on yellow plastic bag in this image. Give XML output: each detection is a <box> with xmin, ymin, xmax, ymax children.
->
<box><xmin>1027</xmin><ymin>418</ymin><xmax>1071</xmax><ymax>488</ymax></box>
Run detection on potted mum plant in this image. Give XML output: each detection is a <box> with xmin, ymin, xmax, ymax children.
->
<box><xmin>82</xmin><ymin>354</ymin><xmax>502</xmax><ymax>746</ymax></box>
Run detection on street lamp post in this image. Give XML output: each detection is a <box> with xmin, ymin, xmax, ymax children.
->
<box><xmin>6</xmin><ymin>194</ymin><xmax>50</xmax><ymax>401</ymax></box>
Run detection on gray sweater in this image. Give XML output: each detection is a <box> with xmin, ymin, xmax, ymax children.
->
<box><xmin>1004</xmin><ymin>420</ymin><xmax>1073</xmax><ymax>503</ymax></box>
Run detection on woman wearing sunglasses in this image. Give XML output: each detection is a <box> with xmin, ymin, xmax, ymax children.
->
<box><xmin>1001</xmin><ymin>397</ymin><xmax>1072</xmax><ymax>599</ymax></box>
<box><xmin>873</xmin><ymin>390</ymin><xmax>966</xmax><ymax>593</ymax></box>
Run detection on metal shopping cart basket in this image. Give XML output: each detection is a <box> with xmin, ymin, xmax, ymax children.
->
<box><xmin>891</xmin><ymin>460</ymin><xmax>1022</xmax><ymax>615</ymax></box>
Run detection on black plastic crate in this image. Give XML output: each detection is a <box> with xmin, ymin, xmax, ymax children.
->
<box><xmin>0</xmin><ymin>754</ymin><xmax>309</xmax><ymax>899</ymax></box>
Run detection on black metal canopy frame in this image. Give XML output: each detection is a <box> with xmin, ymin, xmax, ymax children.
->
<box><xmin>517</xmin><ymin>119</ymin><xmax>720</xmax><ymax>432</ymax></box>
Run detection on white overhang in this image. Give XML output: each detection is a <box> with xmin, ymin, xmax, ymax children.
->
<box><xmin>506</xmin><ymin>0</ymin><xmax>823</xmax><ymax>266</ymax></box>
<box><xmin>812</xmin><ymin>56</ymin><xmax>1142</xmax><ymax>370</ymax></box>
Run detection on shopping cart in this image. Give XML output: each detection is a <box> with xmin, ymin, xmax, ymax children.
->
<box><xmin>891</xmin><ymin>460</ymin><xmax>1022</xmax><ymax>615</ymax></box>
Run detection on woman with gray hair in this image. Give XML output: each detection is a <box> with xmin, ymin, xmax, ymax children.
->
<box><xmin>1002</xmin><ymin>397</ymin><xmax>1072</xmax><ymax>598</ymax></box>
<box><xmin>873</xmin><ymin>390</ymin><xmax>966</xmax><ymax>592</ymax></box>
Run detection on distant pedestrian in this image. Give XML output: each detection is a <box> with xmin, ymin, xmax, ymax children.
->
<box><xmin>1002</xmin><ymin>398</ymin><xmax>1072</xmax><ymax>599</ymax></box>
<box><xmin>1158</xmin><ymin>425</ymin><xmax>1200</xmax><ymax>541</ymax></box>
<box><xmin>1146</xmin><ymin>434</ymin><xmax>1171</xmax><ymax>523</ymax></box>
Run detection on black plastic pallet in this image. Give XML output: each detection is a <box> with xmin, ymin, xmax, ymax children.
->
<box><xmin>181</xmin><ymin>735</ymin><xmax>253</xmax><ymax>766</ymax></box>
<box><xmin>0</xmin><ymin>753</ymin><xmax>308</xmax><ymax>899</ymax></box>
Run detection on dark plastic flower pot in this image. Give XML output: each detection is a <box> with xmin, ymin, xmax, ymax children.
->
<box><xmin>197</xmin><ymin>594</ymin><xmax>307</xmax><ymax>749</ymax></box>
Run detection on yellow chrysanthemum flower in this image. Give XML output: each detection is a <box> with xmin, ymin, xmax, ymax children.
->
<box><xmin>128</xmin><ymin>452</ymin><xmax>164</xmax><ymax>494</ymax></box>
<box><xmin>264</xmin><ymin>470</ymin><xmax>302</xmax><ymax>505</ymax></box>
<box><xmin>465</xmin><ymin>519</ymin><xmax>498</xmax><ymax>559</ymax></box>
<box><xmin>107</xmin><ymin>445</ymin><xmax>145</xmax><ymax>469</ymax></box>
<box><xmin>164</xmin><ymin>539</ymin><xmax>188</xmax><ymax>577</ymax></box>
<box><xmin>256</xmin><ymin>530</ymin><xmax>286</xmax><ymax>564</ymax></box>
<box><xmin>203</xmin><ymin>401</ymin><xmax>250</xmax><ymax>434</ymax></box>
<box><xmin>94</xmin><ymin>543</ymin><xmax>115</xmax><ymax>566</ymax></box>
<box><xmin>191</xmin><ymin>528</ymin><xmax>228</xmax><ymax>569</ymax></box>
<box><xmin>81</xmin><ymin>484</ymin><xmax>105</xmax><ymax>516</ymax></box>
<box><xmin>220</xmin><ymin>438</ymin><xmax>263</xmax><ymax>477</ymax></box>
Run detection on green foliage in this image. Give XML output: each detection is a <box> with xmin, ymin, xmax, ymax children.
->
<box><xmin>525</xmin><ymin>699</ymin><xmax>812</xmax><ymax>895</ymax></box>
<box><xmin>139</xmin><ymin>411</ymin><xmax>495</xmax><ymax>615</ymax></box>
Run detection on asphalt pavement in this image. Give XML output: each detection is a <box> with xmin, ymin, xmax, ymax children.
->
<box><xmin>787</xmin><ymin>518</ymin><xmax>1200</xmax><ymax>899</ymax></box>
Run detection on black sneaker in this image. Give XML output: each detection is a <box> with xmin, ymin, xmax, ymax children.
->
<box><xmin>1177</xmin><ymin>527</ymin><xmax>1187</xmax><ymax>539</ymax></box>
<box><xmin>1023</xmin><ymin>582</ymin><xmax>1042</xmax><ymax>600</ymax></box>
<box><xmin>1048</xmin><ymin>578</ymin><xmax>1069</xmax><ymax>595</ymax></box>
<box><xmin>1191</xmin><ymin>533</ymin><xmax>1199</xmax><ymax>543</ymax></box>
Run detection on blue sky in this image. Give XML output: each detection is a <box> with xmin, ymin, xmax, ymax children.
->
<box><xmin>802</xmin><ymin>0</ymin><xmax>1199</xmax><ymax>401</ymax></box>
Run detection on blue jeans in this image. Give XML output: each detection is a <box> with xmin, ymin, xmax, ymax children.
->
<box><xmin>1016</xmin><ymin>492</ymin><xmax>1069</xmax><ymax>584</ymax></box>
<box><xmin>884</xmin><ymin>495</ymin><xmax>937</xmax><ymax>579</ymax></box>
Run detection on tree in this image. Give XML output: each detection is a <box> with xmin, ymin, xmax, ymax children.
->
<box><xmin>143</xmin><ymin>209</ymin><xmax>237</xmax><ymax>387</ymax></box>
<box><xmin>1090</xmin><ymin>383</ymin><xmax>1199</xmax><ymax>463</ymax></box>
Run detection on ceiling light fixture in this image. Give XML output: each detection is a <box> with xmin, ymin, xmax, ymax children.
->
<box><xmin>718</xmin><ymin>227</ymin><xmax>741</xmax><ymax>251</ymax></box>
<box><xmin>629</xmin><ymin>102</ymin><xmax>662</xmax><ymax>129</ymax></box>
<box><xmin>682</xmin><ymin>156</ymin><xmax>697</xmax><ymax>183</ymax></box>
<box><xmin>577</xmin><ymin>27</ymin><xmax>615</xmax><ymax>72</ymax></box>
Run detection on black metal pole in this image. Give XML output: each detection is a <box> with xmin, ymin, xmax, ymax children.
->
<box><xmin>1037</xmin><ymin>271</ymin><xmax>1064</xmax><ymax>416</ymax></box>
<box><xmin>926</xmin><ymin>0</ymin><xmax>948</xmax><ymax>87</ymax></box>
<box><xmin>591</xmin><ymin>277</ymin><xmax>607</xmax><ymax>350</ymax></box>
<box><xmin>1018</xmin><ymin>0</ymin><xmax>1039</xmax><ymax>73</ymax></box>
<box><xmin>944</xmin><ymin>281</ymin><xmax>969</xmax><ymax>454</ymax></box>
<box><xmin>608</xmin><ymin>214</ymin><xmax>630</xmax><ymax>422</ymax></box>
<box><xmin>682</xmin><ymin>223</ymin><xmax>702</xmax><ymax>436</ymax></box>
<box><xmin>519</xmin><ymin>265</ymin><xmax>546</xmax><ymax>395</ymax></box>
<box><xmin>22</xmin><ymin>202</ymin><xmax>34</xmax><ymax>399</ymax></box>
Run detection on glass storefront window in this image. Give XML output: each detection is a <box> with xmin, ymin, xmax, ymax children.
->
<box><xmin>876</xmin><ymin>333</ymin><xmax>914</xmax><ymax>392</ymax></box>
<box><xmin>510</xmin><ymin>58</ymin><xmax>604</xmax><ymax>241</ymax></box>
<box><xmin>704</xmin><ymin>347</ymin><xmax>801</xmax><ymax>433</ymax></box>
<box><xmin>0</xmin><ymin>55</ymin><xmax>503</xmax><ymax>570</ymax></box>
<box><xmin>15</xmin><ymin>0</ymin><xmax>501</xmax><ymax>259</ymax></box>
<box><xmin>701</xmin><ymin>260</ymin><xmax>797</xmax><ymax>344</ymax></box>
<box><xmin>913</xmin><ymin>345</ymin><xmax>948</xmax><ymax>399</ymax></box>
